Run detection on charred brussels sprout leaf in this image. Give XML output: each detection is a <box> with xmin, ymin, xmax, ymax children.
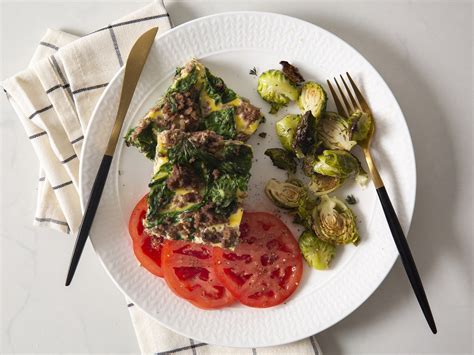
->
<box><xmin>257</xmin><ymin>70</ymin><xmax>299</xmax><ymax>113</ymax></box>
<box><xmin>317</xmin><ymin>111</ymin><xmax>356</xmax><ymax>151</ymax></box>
<box><xmin>349</xmin><ymin>109</ymin><xmax>373</xmax><ymax>143</ymax></box>
<box><xmin>308</xmin><ymin>173</ymin><xmax>344</xmax><ymax>196</ymax></box>
<box><xmin>297</xmin><ymin>81</ymin><xmax>327</xmax><ymax>119</ymax></box>
<box><xmin>299</xmin><ymin>230</ymin><xmax>336</xmax><ymax>270</ymax></box>
<box><xmin>312</xmin><ymin>194</ymin><xmax>360</xmax><ymax>245</ymax></box>
<box><xmin>293</xmin><ymin>111</ymin><xmax>316</xmax><ymax>157</ymax></box>
<box><xmin>203</xmin><ymin>107</ymin><xmax>236</xmax><ymax>139</ymax></box>
<box><xmin>264</xmin><ymin>148</ymin><xmax>297</xmax><ymax>174</ymax></box>
<box><xmin>264</xmin><ymin>179</ymin><xmax>305</xmax><ymax>209</ymax></box>
<box><xmin>279</xmin><ymin>61</ymin><xmax>305</xmax><ymax>85</ymax></box>
<box><xmin>275</xmin><ymin>114</ymin><xmax>301</xmax><ymax>152</ymax></box>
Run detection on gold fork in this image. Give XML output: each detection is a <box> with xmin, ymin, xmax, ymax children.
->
<box><xmin>327</xmin><ymin>73</ymin><xmax>437</xmax><ymax>334</ymax></box>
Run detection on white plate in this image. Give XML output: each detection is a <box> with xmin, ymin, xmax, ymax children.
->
<box><xmin>80</xmin><ymin>12</ymin><xmax>416</xmax><ymax>347</ymax></box>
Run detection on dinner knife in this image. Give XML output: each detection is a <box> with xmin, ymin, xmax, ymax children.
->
<box><xmin>65</xmin><ymin>27</ymin><xmax>158</xmax><ymax>286</ymax></box>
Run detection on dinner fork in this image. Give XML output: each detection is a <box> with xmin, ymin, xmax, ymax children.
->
<box><xmin>327</xmin><ymin>73</ymin><xmax>437</xmax><ymax>334</ymax></box>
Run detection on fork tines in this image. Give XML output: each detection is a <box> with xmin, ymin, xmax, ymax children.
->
<box><xmin>326</xmin><ymin>72</ymin><xmax>370</xmax><ymax>118</ymax></box>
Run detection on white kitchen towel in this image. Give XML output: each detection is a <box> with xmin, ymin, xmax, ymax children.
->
<box><xmin>1</xmin><ymin>2</ymin><xmax>322</xmax><ymax>354</ymax></box>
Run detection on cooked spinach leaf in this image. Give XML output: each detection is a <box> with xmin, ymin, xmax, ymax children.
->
<box><xmin>219</xmin><ymin>143</ymin><xmax>253</xmax><ymax>176</ymax></box>
<box><xmin>207</xmin><ymin>174</ymin><xmax>248</xmax><ymax>216</ymax></box>
<box><xmin>124</xmin><ymin>123</ymin><xmax>157</xmax><ymax>160</ymax></box>
<box><xmin>203</xmin><ymin>108</ymin><xmax>236</xmax><ymax>139</ymax></box>
<box><xmin>205</xmin><ymin>68</ymin><xmax>237</xmax><ymax>104</ymax></box>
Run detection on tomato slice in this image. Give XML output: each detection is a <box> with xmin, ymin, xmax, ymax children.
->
<box><xmin>213</xmin><ymin>212</ymin><xmax>303</xmax><ymax>308</ymax></box>
<box><xmin>162</xmin><ymin>240</ymin><xmax>236</xmax><ymax>309</ymax></box>
<box><xmin>129</xmin><ymin>195</ymin><xmax>164</xmax><ymax>277</ymax></box>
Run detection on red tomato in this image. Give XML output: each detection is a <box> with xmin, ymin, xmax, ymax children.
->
<box><xmin>162</xmin><ymin>240</ymin><xmax>236</xmax><ymax>309</ymax></box>
<box><xmin>129</xmin><ymin>195</ymin><xmax>164</xmax><ymax>277</ymax></box>
<box><xmin>213</xmin><ymin>212</ymin><xmax>303</xmax><ymax>308</ymax></box>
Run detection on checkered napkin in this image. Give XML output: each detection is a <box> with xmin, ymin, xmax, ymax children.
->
<box><xmin>1</xmin><ymin>2</ymin><xmax>322</xmax><ymax>354</ymax></box>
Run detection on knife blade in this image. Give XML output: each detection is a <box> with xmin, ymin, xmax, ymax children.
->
<box><xmin>65</xmin><ymin>26</ymin><xmax>158</xmax><ymax>286</ymax></box>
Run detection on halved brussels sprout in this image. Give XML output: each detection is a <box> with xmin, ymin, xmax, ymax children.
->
<box><xmin>265</xmin><ymin>179</ymin><xmax>305</xmax><ymax>209</ymax></box>
<box><xmin>299</xmin><ymin>230</ymin><xmax>336</xmax><ymax>270</ymax></box>
<box><xmin>275</xmin><ymin>114</ymin><xmax>301</xmax><ymax>151</ymax></box>
<box><xmin>309</xmin><ymin>173</ymin><xmax>344</xmax><ymax>196</ymax></box>
<box><xmin>257</xmin><ymin>70</ymin><xmax>299</xmax><ymax>113</ymax></box>
<box><xmin>312</xmin><ymin>194</ymin><xmax>360</xmax><ymax>245</ymax></box>
<box><xmin>317</xmin><ymin>112</ymin><xmax>356</xmax><ymax>151</ymax></box>
<box><xmin>313</xmin><ymin>150</ymin><xmax>368</xmax><ymax>187</ymax></box>
<box><xmin>349</xmin><ymin>109</ymin><xmax>373</xmax><ymax>143</ymax></box>
<box><xmin>297</xmin><ymin>81</ymin><xmax>327</xmax><ymax>119</ymax></box>
<box><xmin>264</xmin><ymin>148</ymin><xmax>297</xmax><ymax>174</ymax></box>
<box><xmin>313</xmin><ymin>150</ymin><xmax>359</xmax><ymax>178</ymax></box>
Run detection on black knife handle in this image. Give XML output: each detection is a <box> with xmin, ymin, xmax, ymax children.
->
<box><xmin>376</xmin><ymin>186</ymin><xmax>437</xmax><ymax>334</ymax></box>
<box><xmin>65</xmin><ymin>154</ymin><xmax>113</xmax><ymax>286</ymax></box>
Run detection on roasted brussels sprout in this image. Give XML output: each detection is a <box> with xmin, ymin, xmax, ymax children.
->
<box><xmin>264</xmin><ymin>148</ymin><xmax>297</xmax><ymax>174</ymax></box>
<box><xmin>265</xmin><ymin>178</ymin><xmax>305</xmax><ymax>209</ymax></box>
<box><xmin>312</xmin><ymin>194</ymin><xmax>360</xmax><ymax>245</ymax></box>
<box><xmin>275</xmin><ymin>114</ymin><xmax>301</xmax><ymax>151</ymax></box>
<box><xmin>309</xmin><ymin>173</ymin><xmax>344</xmax><ymax>196</ymax></box>
<box><xmin>293</xmin><ymin>111</ymin><xmax>316</xmax><ymax>158</ymax></box>
<box><xmin>257</xmin><ymin>70</ymin><xmax>299</xmax><ymax>113</ymax></box>
<box><xmin>294</xmin><ymin>195</ymin><xmax>318</xmax><ymax>229</ymax></box>
<box><xmin>349</xmin><ymin>109</ymin><xmax>373</xmax><ymax>143</ymax></box>
<box><xmin>299</xmin><ymin>230</ymin><xmax>336</xmax><ymax>270</ymax></box>
<box><xmin>317</xmin><ymin>112</ymin><xmax>356</xmax><ymax>151</ymax></box>
<box><xmin>313</xmin><ymin>150</ymin><xmax>358</xmax><ymax>177</ymax></box>
<box><xmin>313</xmin><ymin>150</ymin><xmax>368</xmax><ymax>187</ymax></box>
<box><xmin>297</xmin><ymin>81</ymin><xmax>327</xmax><ymax>119</ymax></box>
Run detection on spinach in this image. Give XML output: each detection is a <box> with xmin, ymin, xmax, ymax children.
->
<box><xmin>124</xmin><ymin>123</ymin><xmax>157</xmax><ymax>160</ymax></box>
<box><xmin>147</xmin><ymin>180</ymin><xmax>175</xmax><ymax>222</ymax></box>
<box><xmin>167</xmin><ymin>67</ymin><xmax>198</xmax><ymax>95</ymax></box>
<box><xmin>168</xmin><ymin>138</ymin><xmax>205</xmax><ymax>165</ymax></box>
<box><xmin>207</xmin><ymin>174</ymin><xmax>247</xmax><ymax>216</ymax></box>
<box><xmin>205</xmin><ymin>68</ymin><xmax>237</xmax><ymax>104</ymax></box>
<box><xmin>203</xmin><ymin>108</ymin><xmax>236</xmax><ymax>139</ymax></box>
<box><xmin>219</xmin><ymin>144</ymin><xmax>253</xmax><ymax>175</ymax></box>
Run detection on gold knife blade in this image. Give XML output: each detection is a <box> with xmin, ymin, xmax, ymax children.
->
<box><xmin>65</xmin><ymin>27</ymin><xmax>158</xmax><ymax>286</ymax></box>
<box><xmin>105</xmin><ymin>26</ymin><xmax>158</xmax><ymax>156</ymax></box>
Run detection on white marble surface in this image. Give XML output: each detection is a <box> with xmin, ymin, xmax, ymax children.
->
<box><xmin>0</xmin><ymin>1</ymin><xmax>472</xmax><ymax>354</ymax></box>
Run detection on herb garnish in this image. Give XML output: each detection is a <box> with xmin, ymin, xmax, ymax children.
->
<box><xmin>345</xmin><ymin>194</ymin><xmax>357</xmax><ymax>205</ymax></box>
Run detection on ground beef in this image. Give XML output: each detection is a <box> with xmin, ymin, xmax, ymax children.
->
<box><xmin>166</xmin><ymin>164</ymin><xmax>201</xmax><ymax>190</ymax></box>
<box><xmin>188</xmin><ymin>130</ymin><xmax>224</xmax><ymax>153</ymax></box>
<box><xmin>192</xmin><ymin>204</ymin><xmax>226</xmax><ymax>229</ymax></box>
<box><xmin>171</xmin><ymin>192</ymin><xmax>201</xmax><ymax>208</ymax></box>
<box><xmin>235</xmin><ymin>133</ymin><xmax>249</xmax><ymax>142</ymax></box>
<box><xmin>158</xmin><ymin>129</ymin><xmax>185</xmax><ymax>148</ymax></box>
<box><xmin>126</xmin><ymin>117</ymin><xmax>153</xmax><ymax>144</ymax></box>
<box><xmin>280</xmin><ymin>60</ymin><xmax>305</xmax><ymax>85</ymax></box>
<box><xmin>160</xmin><ymin>89</ymin><xmax>201</xmax><ymax>131</ymax></box>
<box><xmin>235</xmin><ymin>99</ymin><xmax>261</xmax><ymax>125</ymax></box>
